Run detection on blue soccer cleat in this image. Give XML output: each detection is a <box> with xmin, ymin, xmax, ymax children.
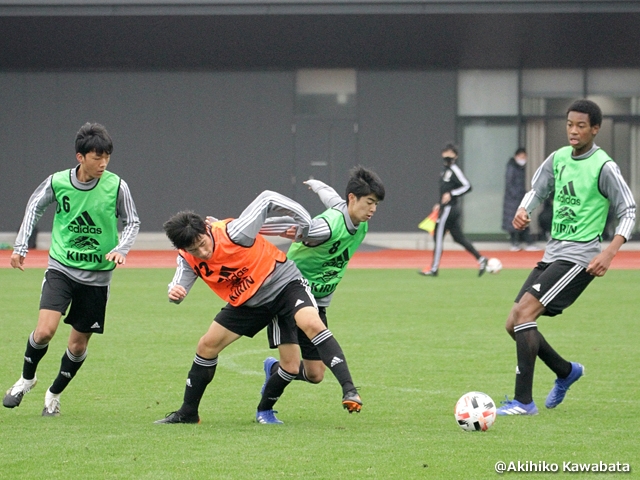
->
<box><xmin>496</xmin><ymin>396</ymin><xmax>538</xmax><ymax>416</ymax></box>
<box><xmin>260</xmin><ymin>357</ymin><xmax>279</xmax><ymax>396</ymax></box>
<box><xmin>256</xmin><ymin>409</ymin><xmax>283</xmax><ymax>424</ymax></box>
<box><xmin>545</xmin><ymin>362</ymin><xmax>584</xmax><ymax>409</ymax></box>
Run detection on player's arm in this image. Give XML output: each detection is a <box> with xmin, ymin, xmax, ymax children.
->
<box><xmin>227</xmin><ymin>190</ymin><xmax>311</xmax><ymax>246</ymax></box>
<box><xmin>11</xmin><ymin>176</ymin><xmax>55</xmax><ymax>271</ymax></box>
<box><xmin>514</xmin><ymin>154</ymin><xmax>555</xmax><ymax>230</ymax></box>
<box><xmin>261</xmin><ymin>216</ymin><xmax>331</xmax><ymax>244</ymax></box>
<box><xmin>304</xmin><ymin>179</ymin><xmax>343</xmax><ymax>209</ymax></box>
<box><xmin>168</xmin><ymin>255</ymin><xmax>198</xmax><ymax>303</ymax></box>
<box><xmin>586</xmin><ymin>162</ymin><xmax>636</xmax><ymax>277</ymax></box>
<box><xmin>106</xmin><ymin>180</ymin><xmax>141</xmax><ymax>266</ymax></box>
<box><xmin>449</xmin><ymin>165</ymin><xmax>472</xmax><ymax>197</ymax></box>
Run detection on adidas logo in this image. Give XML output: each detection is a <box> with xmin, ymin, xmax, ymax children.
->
<box><xmin>186</xmin><ymin>379</ymin><xmax>192</xmax><ymax>388</ymax></box>
<box><xmin>68</xmin><ymin>211</ymin><xmax>102</xmax><ymax>234</ymax></box>
<box><xmin>515</xmin><ymin>366</ymin><xmax>521</xmax><ymax>374</ymax></box>
<box><xmin>24</xmin><ymin>356</ymin><xmax>33</xmax><ymax>364</ymax></box>
<box><xmin>217</xmin><ymin>265</ymin><xmax>240</xmax><ymax>283</ymax></box>
<box><xmin>330</xmin><ymin>356</ymin><xmax>344</xmax><ymax>367</ymax></box>
<box><xmin>91</xmin><ymin>322</ymin><xmax>101</xmax><ymax>329</ymax></box>
<box><xmin>295</xmin><ymin>299</ymin><xmax>305</xmax><ymax>307</ymax></box>
<box><xmin>556</xmin><ymin>181</ymin><xmax>581</xmax><ymax>206</ymax></box>
<box><xmin>532</xmin><ymin>284</ymin><xmax>541</xmax><ymax>292</ymax></box>
<box><xmin>61</xmin><ymin>371</ymin><xmax>71</xmax><ymax>379</ymax></box>
<box><xmin>322</xmin><ymin>249</ymin><xmax>350</xmax><ymax>270</ymax></box>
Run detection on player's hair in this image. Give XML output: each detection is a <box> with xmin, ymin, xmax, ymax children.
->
<box><xmin>567</xmin><ymin>99</ymin><xmax>602</xmax><ymax>127</ymax></box>
<box><xmin>346</xmin><ymin>165</ymin><xmax>385</xmax><ymax>201</ymax></box>
<box><xmin>441</xmin><ymin>142</ymin><xmax>458</xmax><ymax>155</ymax></box>
<box><xmin>515</xmin><ymin>147</ymin><xmax>526</xmax><ymax>156</ymax></box>
<box><xmin>163</xmin><ymin>211</ymin><xmax>207</xmax><ymax>250</ymax></box>
<box><xmin>75</xmin><ymin>122</ymin><xmax>113</xmax><ymax>156</ymax></box>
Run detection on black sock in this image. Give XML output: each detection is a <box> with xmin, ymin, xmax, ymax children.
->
<box><xmin>258</xmin><ymin>367</ymin><xmax>295</xmax><ymax>411</ymax></box>
<box><xmin>50</xmin><ymin>348</ymin><xmax>87</xmax><ymax>394</ymax></box>
<box><xmin>271</xmin><ymin>360</ymin><xmax>313</xmax><ymax>382</ymax></box>
<box><xmin>22</xmin><ymin>331</ymin><xmax>49</xmax><ymax>380</ymax></box>
<box><xmin>537</xmin><ymin>333</ymin><xmax>571</xmax><ymax>379</ymax></box>
<box><xmin>311</xmin><ymin>330</ymin><xmax>354</xmax><ymax>395</ymax></box>
<box><xmin>181</xmin><ymin>355</ymin><xmax>217</xmax><ymax>417</ymax></box>
<box><xmin>514</xmin><ymin>322</ymin><xmax>540</xmax><ymax>405</ymax></box>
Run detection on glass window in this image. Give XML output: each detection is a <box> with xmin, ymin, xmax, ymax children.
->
<box><xmin>296</xmin><ymin>69</ymin><xmax>356</xmax><ymax>117</ymax></box>
<box><xmin>587</xmin><ymin>69</ymin><xmax>640</xmax><ymax>96</ymax></box>
<box><xmin>458</xmin><ymin>70</ymin><xmax>518</xmax><ymax>116</ymax></box>
<box><xmin>461</xmin><ymin>121</ymin><xmax>519</xmax><ymax>234</ymax></box>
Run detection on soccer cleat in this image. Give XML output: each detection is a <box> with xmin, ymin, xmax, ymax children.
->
<box><xmin>3</xmin><ymin>376</ymin><xmax>37</xmax><ymax>408</ymax></box>
<box><xmin>418</xmin><ymin>269</ymin><xmax>438</xmax><ymax>277</ymax></box>
<box><xmin>342</xmin><ymin>389</ymin><xmax>362</xmax><ymax>413</ymax></box>
<box><xmin>154</xmin><ymin>411</ymin><xmax>201</xmax><ymax>424</ymax></box>
<box><xmin>260</xmin><ymin>356</ymin><xmax>279</xmax><ymax>396</ymax></box>
<box><xmin>545</xmin><ymin>362</ymin><xmax>584</xmax><ymax>409</ymax></box>
<box><xmin>42</xmin><ymin>389</ymin><xmax>61</xmax><ymax>417</ymax></box>
<box><xmin>496</xmin><ymin>396</ymin><xmax>538</xmax><ymax>416</ymax></box>
<box><xmin>256</xmin><ymin>409</ymin><xmax>283</xmax><ymax>424</ymax></box>
<box><xmin>478</xmin><ymin>257</ymin><xmax>488</xmax><ymax>277</ymax></box>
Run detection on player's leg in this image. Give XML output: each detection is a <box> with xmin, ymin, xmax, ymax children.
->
<box><xmin>43</xmin><ymin>328</ymin><xmax>91</xmax><ymax>417</ymax></box>
<box><xmin>294</xmin><ymin>307</ymin><xmax>360</xmax><ymax>412</ymax></box>
<box><xmin>155</xmin><ymin>319</ymin><xmax>240</xmax><ymax>424</ymax></box>
<box><xmin>43</xmin><ymin>280</ymin><xmax>108</xmax><ymax>416</ymax></box>
<box><xmin>3</xmin><ymin>270</ymin><xmax>70</xmax><ymax>409</ymax></box>
<box><xmin>446</xmin><ymin>209</ymin><xmax>487</xmax><ymax>275</ymax></box>
<box><xmin>420</xmin><ymin>206</ymin><xmax>450</xmax><ymax>275</ymax></box>
<box><xmin>532</xmin><ymin>262</ymin><xmax>592</xmax><ymax>408</ymax></box>
<box><xmin>257</xmin><ymin>342</ymin><xmax>299</xmax><ymax>424</ymax></box>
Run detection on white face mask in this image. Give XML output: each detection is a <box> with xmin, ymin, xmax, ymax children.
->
<box><xmin>515</xmin><ymin>157</ymin><xmax>527</xmax><ymax>167</ymax></box>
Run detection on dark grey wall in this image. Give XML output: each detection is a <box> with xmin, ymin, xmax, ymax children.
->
<box><xmin>0</xmin><ymin>71</ymin><xmax>296</xmax><ymax>232</ymax></box>
<box><xmin>0</xmin><ymin>70</ymin><xmax>453</xmax><ymax>233</ymax></box>
<box><xmin>358</xmin><ymin>71</ymin><xmax>456</xmax><ymax>232</ymax></box>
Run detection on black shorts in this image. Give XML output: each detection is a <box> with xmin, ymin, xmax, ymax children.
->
<box><xmin>214</xmin><ymin>278</ymin><xmax>317</xmax><ymax>338</ymax></box>
<box><xmin>39</xmin><ymin>269</ymin><xmax>109</xmax><ymax>334</ymax></box>
<box><xmin>515</xmin><ymin>260</ymin><xmax>594</xmax><ymax>317</ymax></box>
<box><xmin>267</xmin><ymin>306</ymin><xmax>327</xmax><ymax>361</ymax></box>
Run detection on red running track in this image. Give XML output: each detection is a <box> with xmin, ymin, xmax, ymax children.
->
<box><xmin>2</xmin><ymin>249</ymin><xmax>640</xmax><ymax>270</ymax></box>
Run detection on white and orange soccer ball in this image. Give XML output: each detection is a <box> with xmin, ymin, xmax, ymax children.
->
<box><xmin>454</xmin><ymin>392</ymin><xmax>497</xmax><ymax>432</ymax></box>
<box><xmin>486</xmin><ymin>257</ymin><xmax>503</xmax><ymax>274</ymax></box>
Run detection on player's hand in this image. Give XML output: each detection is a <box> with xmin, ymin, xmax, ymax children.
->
<box><xmin>303</xmin><ymin>179</ymin><xmax>323</xmax><ymax>192</ymax></box>
<box><xmin>586</xmin><ymin>251</ymin><xmax>614</xmax><ymax>277</ymax></box>
<box><xmin>106</xmin><ymin>251</ymin><xmax>126</xmax><ymax>265</ymax></box>
<box><xmin>168</xmin><ymin>285</ymin><xmax>187</xmax><ymax>302</ymax></box>
<box><xmin>440</xmin><ymin>192</ymin><xmax>451</xmax><ymax>205</ymax></box>
<box><xmin>512</xmin><ymin>208</ymin><xmax>531</xmax><ymax>230</ymax></box>
<box><xmin>279</xmin><ymin>226</ymin><xmax>298</xmax><ymax>240</ymax></box>
<box><xmin>10</xmin><ymin>253</ymin><xmax>25</xmax><ymax>271</ymax></box>
<box><xmin>204</xmin><ymin>216</ymin><xmax>218</xmax><ymax>226</ymax></box>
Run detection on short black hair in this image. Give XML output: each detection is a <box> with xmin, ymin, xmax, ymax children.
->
<box><xmin>75</xmin><ymin>122</ymin><xmax>113</xmax><ymax>156</ymax></box>
<box><xmin>567</xmin><ymin>99</ymin><xmax>602</xmax><ymax>127</ymax></box>
<box><xmin>442</xmin><ymin>142</ymin><xmax>458</xmax><ymax>155</ymax></box>
<box><xmin>515</xmin><ymin>147</ymin><xmax>526</xmax><ymax>156</ymax></box>
<box><xmin>345</xmin><ymin>166</ymin><xmax>385</xmax><ymax>202</ymax></box>
<box><xmin>163</xmin><ymin>211</ymin><xmax>207</xmax><ymax>250</ymax></box>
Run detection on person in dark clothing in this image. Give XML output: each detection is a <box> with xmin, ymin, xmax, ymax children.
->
<box><xmin>419</xmin><ymin>142</ymin><xmax>487</xmax><ymax>277</ymax></box>
<box><xmin>502</xmin><ymin>148</ymin><xmax>538</xmax><ymax>251</ymax></box>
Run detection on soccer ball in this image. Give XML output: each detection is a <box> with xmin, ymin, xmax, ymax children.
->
<box><xmin>454</xmin><ymin>392</ymin><xmax>497</xmax><ymax>432</ymax></box>
<box><xmin>486</xmin><ymin>257</ymin><xmax>502</xmax><ymax>274</ymax></box>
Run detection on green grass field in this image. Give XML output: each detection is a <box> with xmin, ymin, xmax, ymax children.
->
<box><xmin>1</xmin><ymin>268</ymin><xmax>638</xmax><ymax>479</ymax></box>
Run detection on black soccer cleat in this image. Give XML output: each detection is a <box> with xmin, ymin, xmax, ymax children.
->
<box><xmin>342</xmin><ymin>389</ymin><xmax>362</xmax><ymax>413</ymax></box>
<box><xmin>154</xmin><ymin>410</ymin><xmax>200</xmax><ymax>424</ymax></box>
<box><xmin>478</xmin><ymin>257</ymin><xmax>488</xmax><ymax>277</ymax></box>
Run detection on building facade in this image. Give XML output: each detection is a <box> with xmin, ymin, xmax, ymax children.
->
<box><xmin>1</xmin><ymin>0</ymin><xmax>639</xmax><ymax>239</ymax></box>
